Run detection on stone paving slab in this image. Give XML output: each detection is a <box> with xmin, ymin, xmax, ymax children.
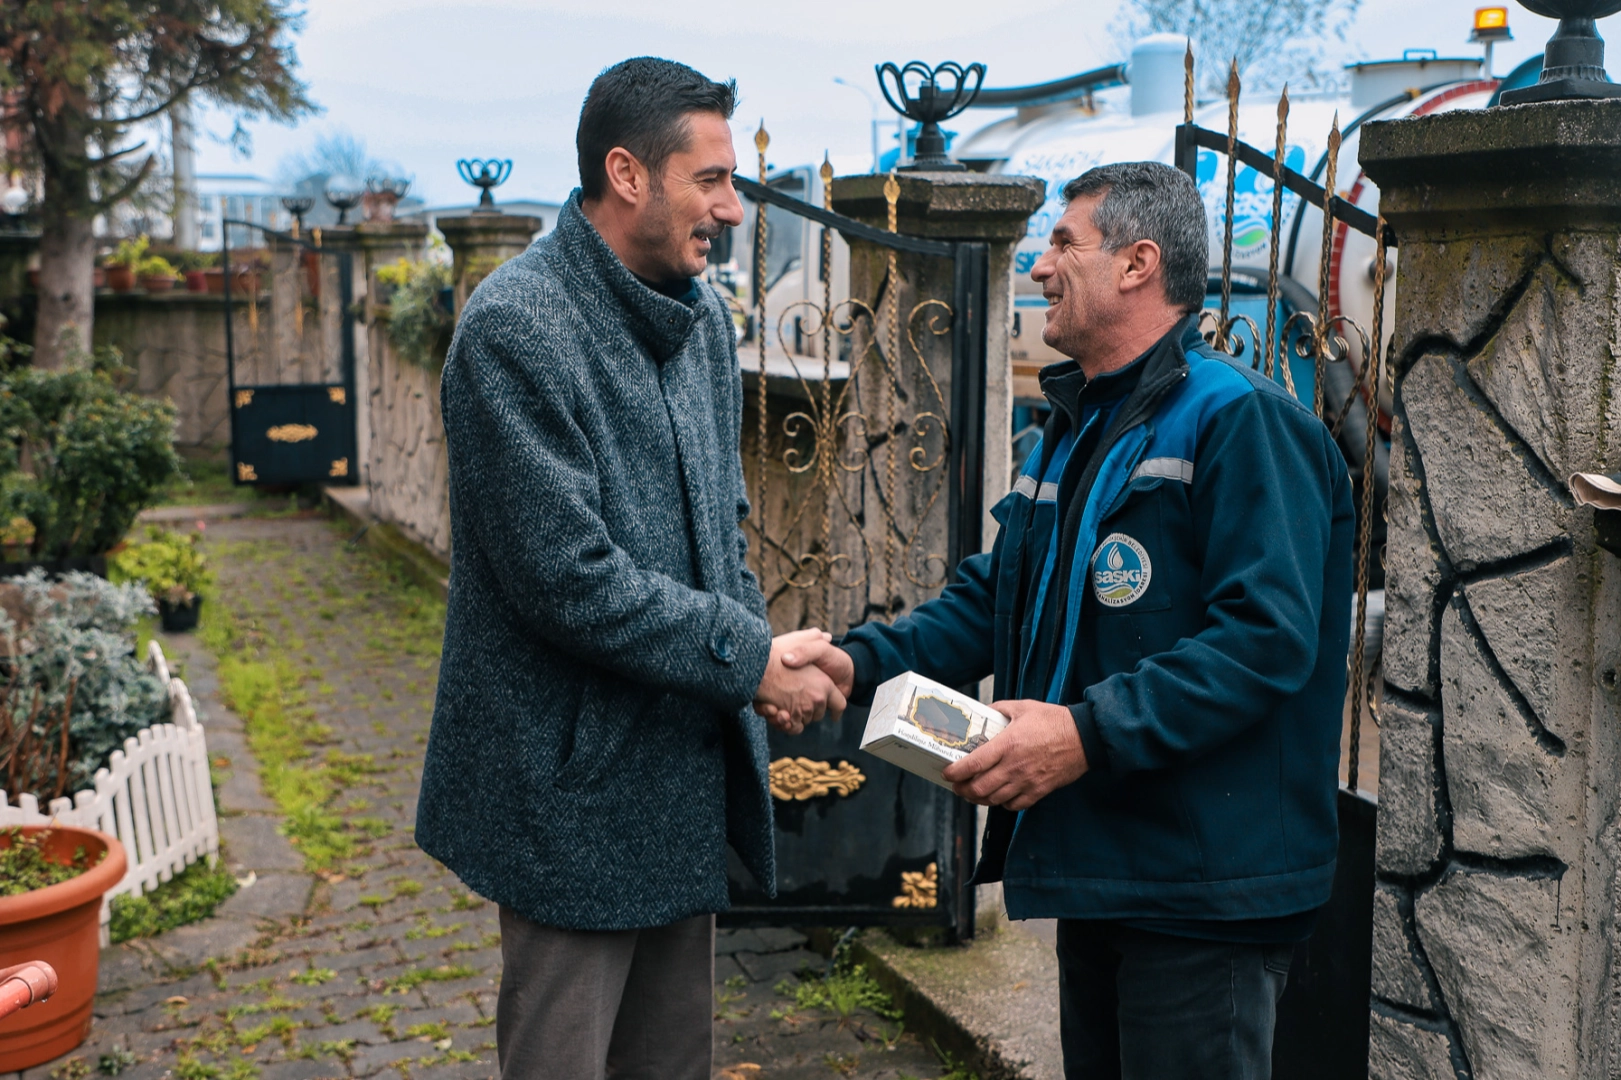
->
<box><xmin>5</xmin><ymin>515</ymin><xmax>971</xmax><ymax>1080</ymax></box>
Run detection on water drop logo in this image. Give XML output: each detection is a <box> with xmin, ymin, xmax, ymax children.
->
<box><xmin>1091</xmin><ymin>533</ymin><xmax>1151</xmax><ymax>608</ymax></box>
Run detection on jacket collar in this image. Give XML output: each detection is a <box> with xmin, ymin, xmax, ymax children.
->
<box><xmin>1036</xmin><ymin>314</ymin><xmax>1198</xmax><ymax>448</ymax></box>
<box><xmin>546</xmin><ymin>190</ymin><xmax>703</xmax><ymax>363</ymax></box>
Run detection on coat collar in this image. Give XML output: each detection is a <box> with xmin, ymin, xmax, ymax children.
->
<box><xmin>547</xmin><ymin>190</ymin><xmax>704</xmax><ymax>363</ymax></box>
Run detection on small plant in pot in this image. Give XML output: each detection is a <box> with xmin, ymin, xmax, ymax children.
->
<box><xmin>137</xmin><ymin>253</ymin><xmax>181</xmax><ymax>293</ymax></box>
<box><xmin>0</xmin><ymin>825</ymin><xmax>127</xmax><ymax>1068</ymax></box>
<box><xmin>110</xmin><ymin>527</ymin><xmax>211</xmax><ymax>632</ymax></box>
<box><xmin>103</xmin><ymin>236</ymin><xmax>151</xmax><ymax>293</ymax></box>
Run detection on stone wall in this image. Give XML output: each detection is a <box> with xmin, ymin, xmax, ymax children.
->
<box><xmin>93</xmin><ymin>292</ymin><xmax>249</xmax><ymax>448</ymax></box>
<box><xmin>1361</xmin><ymin>100</ymin><xmax>1621</xmax><ymax>1080</ymax></box>
<box><xmin>364</xmin><ymin>331</ymin><xmax>450</xmax><ymax>561</ymax></box>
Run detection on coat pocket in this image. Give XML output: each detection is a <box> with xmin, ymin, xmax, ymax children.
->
<box><xmin>554</xmin><ymin>681</ymin><xmax>649</xmax><ymax>792</ymax></box>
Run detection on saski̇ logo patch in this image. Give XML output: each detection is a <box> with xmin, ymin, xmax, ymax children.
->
<box><xmin>1091</xmin><ymin>533</ymin><xmax>1152</xmax><ymax>608</ymax></box>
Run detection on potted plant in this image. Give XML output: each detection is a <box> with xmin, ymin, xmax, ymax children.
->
<box><xmin>103</xmin><ymin>236</ymin><xmax>150</xmax><ymax>293</ymax></box>
<box><xmin>137</xmin><ymin>253</ymin><xmax>180</xmax><ymax>294</ymax></box>
<box><xmin>0</xmin><ymin>825</ymin><xmax>128</xmax><ymax>1069</ymax></box>
<box><xmin>110</xmin><ymin>527</ymin><xmax>211</xmax><ymax>632</ymax></box>
<box><xmin>173</xmin><ymin>250</ymin><xmax>218</xmax><ymax>292</ymax></box>
<box><xmin>378</xmin><ymin>248</ymin><xmax>454</xmax><ymax>367</ymax></box>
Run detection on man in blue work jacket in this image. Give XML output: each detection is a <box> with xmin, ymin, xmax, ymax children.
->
<box><xmin>780</xmin><ymin>161</ymin><xmax>1354</xmax><ymax>1079</ymax></box>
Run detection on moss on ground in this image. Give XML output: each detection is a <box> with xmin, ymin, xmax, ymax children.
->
<box><xmin>196</xmin><ymin>533</ymin><xmax>444</xmax><ymax>875</ymax></box>
<box><xmin>109</xmin><ymin>857</ymin><xmax>238</xmax><ymax>943</ymax></box>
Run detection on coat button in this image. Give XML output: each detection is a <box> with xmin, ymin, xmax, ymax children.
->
<box><xmin>712</xmin><ymin>634</ymin><xmax>735</xmax><ymax>663</ymax></box>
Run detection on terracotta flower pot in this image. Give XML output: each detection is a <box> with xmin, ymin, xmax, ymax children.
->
<box><xmin>140</xmin><ymin>275</ymin><xmax>176</xmax><ymax>294</ymax></box>
<box><xmin>105</xmin><ymin>266</ymin><xmax>136</xmax><ymax>293</ymax></box>
<box><xmin>0</xmin><ymin>825</ymin><xmax>126</xmax><ymax>1070</ymax></box>
<box><xmin>203</xmin><ymin>267</ymin><xmax>225</xmax><ymax>294</ymax></box>
<box><xmin>184</xmin><ymin>270</ymin><xmax>208</xmax><ymax>293</ymax></box>
<box><xmin>92</xmin><ymin>267</ymin><xmax>106</xmax><ymax>290</ymax></box>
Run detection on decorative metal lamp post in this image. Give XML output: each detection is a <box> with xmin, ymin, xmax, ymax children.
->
<box><xmin>875</xmin><ymin>61</ymin><xmax>986</xmax><ymax>171</ymax></box>
<box><xmin>1498</xmin><ymin>0</ymin><xmax>1621</xmax><ymax>104</ymax></box>
<box><xmin>324</xmin><ymin>175</ymin><xmax>363</xmax><ymax>226</ymax></box>
<box><xmin>456</xmin><ymin>159</ymin><xmax>513</xmax><ymax>211</ymax></box>
<box><xmin>280</xmin><ymin>195</ymin><xmax>314</xmax><ymax>236</ymax></box>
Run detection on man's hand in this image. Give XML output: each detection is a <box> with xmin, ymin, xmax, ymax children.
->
<box><xmin>758</xmin><ymin>636</ymin><xmax>856</xmax><ymax>731</ymax></box>
<box><xmin>940</xmin><ymin>699</ymin><xmax>1089</xmax><ymax>811</ymax></box>
<box><xmin>754</xmin><ymin>629</ymin><xmax>847</xmax><ymax>734</ymax></box>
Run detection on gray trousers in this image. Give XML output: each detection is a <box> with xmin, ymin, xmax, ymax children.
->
<box><xmin>495</xmin><ymin>906</ymin><xmax>714</xmax><ymax>1080</ymax></box>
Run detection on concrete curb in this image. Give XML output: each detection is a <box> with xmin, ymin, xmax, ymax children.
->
<box><xmin>851</xmin><ymin>923</ymin><xmax>1062</xmax><ymax>1080</ymax></box>
<box><xmin>322</xmin><ymin>485</ymin><xmax>450</xmax><ymax>602</ymax></box>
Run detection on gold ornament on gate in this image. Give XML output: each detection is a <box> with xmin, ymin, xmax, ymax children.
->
<box><xmin>235</xmin><ymin>389</ymin><xmax>254</xmax><ymax>408</ymax></box>
<box><xmin>236</xmin><ymin>462</ymin><xmax>258</xmax><ymax>482</ymax></box>
<box><xmin>768</xmin><ymin>757</ymin><xmax>866</xmax><ymax>800</ymax></box>
<box><xmin>267</xmin><ymin>423</ymin><xmax>318</xmax><ymax>443</ymax></box>
<box><xmin>892</xmin><ymin>862</ymin><xmax>938</xmax><ymax>909</ymax></box>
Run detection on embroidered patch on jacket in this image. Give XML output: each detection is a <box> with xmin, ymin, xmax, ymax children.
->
<box><xmin>1091</xmin><ymin>533</ymin><xmax>1152</xmax><ymax>608</ymax></box>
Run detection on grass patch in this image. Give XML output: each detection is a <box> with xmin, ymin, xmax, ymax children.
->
<box><xmin>774</xmin><ymin>963</ymin><xmax>900</xmax><ymax>1020</ymax></box>
<box><xmin>109</xmin><ymin>858</ymin><xmax>238</xmax><ymax>943</ymax></box>
<box><xmin>381</xmin><ymin>964</ymin><xmax>477</xmax><ymax>994</ymax></box>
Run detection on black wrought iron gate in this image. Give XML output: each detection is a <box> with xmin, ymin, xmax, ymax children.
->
<box><xmin>1176</xmin><ymin>55</ymin><xmax>1389</xmax><ymax>1080</ymax></box>
<box><xmin>222</xmin><ymin>218</ymin><xmax>359</xmax><ymax>487</ymax></box>
<box><xmin>719</xmin><ymin>142</ymin><xmax>988</xmax><ymax>940</ymax></box>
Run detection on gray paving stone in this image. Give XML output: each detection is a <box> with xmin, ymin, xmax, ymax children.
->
<box><xmin>220</xmin><ymin>814</ymin><xmax>303</xmax><ymax>872</ymax></box>
<box><xmin>734</xmin><ymin>948</ymin><xmax>822</xmax><ymax>983</ymax></box>
<box><xmin>259</xmin><ymin>1060</ymin><xmax>348</xmax><ymax>1080</ymax></box>
<box><xmin>218</xmin><ymin>873</ymin><xmax>313</xmax><ymax>918</ymax></box>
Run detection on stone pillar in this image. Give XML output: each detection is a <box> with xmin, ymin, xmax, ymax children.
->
<box><xmin>829</xmin><ymin>172</ymin><xmax>1044</xmax><ymax>597</ymax></box>
<box><xmin>438</xmin><ymin>211</ymin><xmax>544</xmax><ymax>316</ymax></box>
<box><xmin>354</xmin><ymin>222</ymin><xmax>430</xmax><ymax>490</ymax></box>
<box><xmin>1360</xmin><ymin>101</ymin><xmax>1621</xmax><ymax>1080</ymax></box>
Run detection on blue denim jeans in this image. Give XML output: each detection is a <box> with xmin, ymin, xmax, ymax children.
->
<box><xmin>1056</xmin><ymin>921</ymin><xmax>1295</xmax><ymax>1080</ymax></box>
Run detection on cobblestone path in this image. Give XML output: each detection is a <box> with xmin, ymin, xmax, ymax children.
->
<box><xmin>7</xmin><ymin>514</ymin><xmax>955</xmax><ymax>1080</ymax></box>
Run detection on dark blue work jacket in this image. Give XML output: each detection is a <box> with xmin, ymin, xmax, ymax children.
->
<box><xmin>842</xmin><ymin>318</ymin><xmax>1355</xmax><ymax>925</ymax></box>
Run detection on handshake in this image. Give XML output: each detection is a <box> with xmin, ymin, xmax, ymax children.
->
<box><xmin>752</xmin><ymin>628</ymin><xmax>855</xmax><ymax>735</ymax></box>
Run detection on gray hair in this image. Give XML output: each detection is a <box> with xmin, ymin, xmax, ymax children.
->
<box><xmin>1061</xmin><ymin>162</ymin><xmax>1208</xmax><ymax>311</ymax></box>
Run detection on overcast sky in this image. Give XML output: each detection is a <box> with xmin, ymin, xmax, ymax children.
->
<box><xmin>190</xmin><ymin>0</ymin><xmax>1613</xmax><ymax>207</ymax></box>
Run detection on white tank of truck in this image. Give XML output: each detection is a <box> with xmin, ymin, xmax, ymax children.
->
<box><xmin>964</xmin><ymin>34</ymin><xmax>1500</xmax><ymax>410</ymax></box>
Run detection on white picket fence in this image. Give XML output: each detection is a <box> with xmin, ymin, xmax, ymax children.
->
<box><xmin>0</xmin><ymin>642</ymin><xmax>220</xmax><ymax>940</ymax></box>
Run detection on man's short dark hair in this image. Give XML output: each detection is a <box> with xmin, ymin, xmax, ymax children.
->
<box><xmin>577</xmin><ymin>58</ymin><xmax>738</xmax><ymax>201</ymax></box>
<box><xmin>1062</xmin><ymin>162</ymin><xmax>1208</xmax><ymax>311</ymax></box>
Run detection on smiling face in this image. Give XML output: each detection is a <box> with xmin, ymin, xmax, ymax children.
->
<box><xmin>627</xmin><ymin>111</ymin><xmax>744</xmax><ymax>281</ymax></box>
<box><xmin>1029</xmin><ymin>194</ymin><xmax>1129</xmax><ymax>361</ymax></box>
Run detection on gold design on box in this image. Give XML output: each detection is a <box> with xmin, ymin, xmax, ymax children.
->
<box><xmin>892</xmin><ymin>862</ymin><xmax>938</xmax><ymax>909</ymax></box>
<box><xmin>329</xmin><ymin>457</ymin><xmax>349</xmax><ymax>478</ymax></box>
<box><xmin>267</xmin><ymin>423</ymin><xmax>318</xmax><ymax>443</ymax></box>
<box><xmin>906</xmin><ymin>694</ymin><xmax>991</xmax><ymax>752</ymax></box>
<box><xmin>236</xmin><ymin>462</ymin><xmax>258</xmax><ymax>482</ymax></box>
<box><xmin>234</xmin><ymin>389</ymin><xmax>254</xmax><ymax>408</ymax></box>
<box><xmin>328</xmin><ymin>387</ymin><xmax>347</xmax><ymax>405</ymax></box>
<box><xmin>768</xmin><ymin>757</ymin><xmax>865</xmax><ymax>801</ymax></box>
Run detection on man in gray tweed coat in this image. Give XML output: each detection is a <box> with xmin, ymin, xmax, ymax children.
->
<box><xmin>416</xmin><ymin>58</ymin><xmax>848</xmax><ymax>1079</ymax></box>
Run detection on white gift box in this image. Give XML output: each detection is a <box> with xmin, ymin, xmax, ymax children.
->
<box><xmin>860</xmin><ymin>672</ymin><xmax>1008</xmax><ymax>790</ymax></box>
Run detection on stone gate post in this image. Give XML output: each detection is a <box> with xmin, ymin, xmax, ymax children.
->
<box><xmin>1360</xmin><ymin>101</ymin><xmax>1621</xmax><ymax>1080</ymax></box>
<box><xmin>829</xmin><ymin>172</ymin><xmax>1043</xmax><ymax>625</ymax></box>
<box><xmin>438</xmin><ymin>211</ymin><xmax>543</xmax><ymax>317</ymax></box>
<box><xmin>354</xmin><ymin>221</ymin><xmax>429</xmax><ymax>493</ymax></box>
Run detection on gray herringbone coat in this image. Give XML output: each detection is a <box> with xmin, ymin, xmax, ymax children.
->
<box><xmin>416</xmin><ymin>192</ymin><xmax>776</xmax><ymax>930</ymax></box>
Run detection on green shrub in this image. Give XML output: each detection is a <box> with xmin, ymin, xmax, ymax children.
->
<box><xmin>0</xmin><ymin>347</ymin><xmax>182</xmax><ymax>558</ymax></box>
<box><xmin>111</xmin><ymin>526</ymin><xmax>213</xmax><ymax>605</ymax></box>
<box><xmin>0</xmin><ymin>570</ymin><xmax>169</xmax><ymax>795</ymax></box>
<box><xmin>377</xmin><ymin>253</ymin><xmax>452</xmax><ymax>367</ymax></box>
<box><xmin>108</xmin><ymin>857</ymin><xmax>237</xmax><ymax>942</ymax></box>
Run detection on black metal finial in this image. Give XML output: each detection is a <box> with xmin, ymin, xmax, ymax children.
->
<box><xmin>280</xmin><ymin>195</ymin><xmax>314</xmax><ymax>232</ymax></box>
<box><xmin>456</xmin><ymin>159</ymin><xmax>513</xmax><ymax>210</ymax></box>
<box><xmin>1499</xmin><ymin>0</ymin><xmax>1621</xmax><ymax>104</ymax></box>
<box><xmin>875</xmin><ymin>62</ymin><xmax>986</xmax><ymax>171</ymax></box>
<box><xmin>323</xmin><ymin>176</ymin><xmax>363</xmax><ymax>226</ymax></box>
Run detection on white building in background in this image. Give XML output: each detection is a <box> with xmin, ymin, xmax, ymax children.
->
<box><xmin>193</xmin><ymin>174</ymin><xmax>291</xmax><ymax>250</ymax></box>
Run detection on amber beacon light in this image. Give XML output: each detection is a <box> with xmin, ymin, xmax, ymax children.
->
<box><xmin>1471</xmin><ymin>6</ymin><xmax>1513</xmax><ymax>75</ymax></box>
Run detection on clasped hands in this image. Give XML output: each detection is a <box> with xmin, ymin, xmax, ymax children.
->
<box><xmin>752</xmin><ymin>628</ymin><xmax>854</xmax><ymax>735</ymax></box>
<box><xmin>754</xmin><ymin>635</ymin><xmax>1089</xmax><ymax>808</ymax></box>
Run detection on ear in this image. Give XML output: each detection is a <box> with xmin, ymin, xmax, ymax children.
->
<box><xmin>1117</xmin><ymin>239</ymin><xmax>1164</xmax><ymax>296</ymax></box>
<box><xmin>602</xmin><ymin>146</ymin><xmax>650</xmax><ymax>207</ymax></box>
